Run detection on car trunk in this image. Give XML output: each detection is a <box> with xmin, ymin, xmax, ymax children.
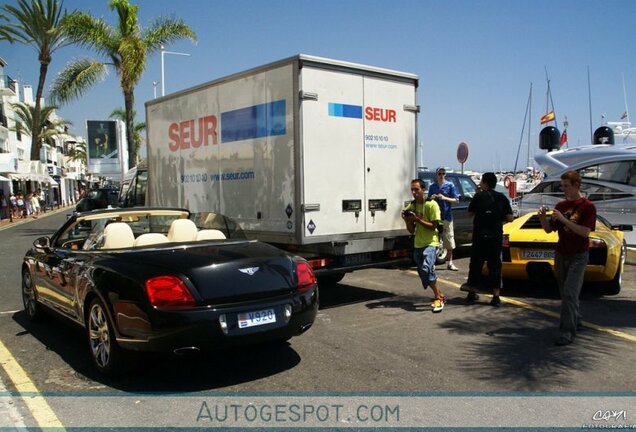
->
<box><xmin>125</xmin><ymin>241</ymin><xmax>297</xmax><ymax>304</ymax></box>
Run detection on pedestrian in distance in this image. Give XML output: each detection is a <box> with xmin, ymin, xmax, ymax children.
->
<box><xmin>0</xmin><ymin>191</ymin><xmax>8</xmax><ymax>220</ymax></box>
<box><xmin>461</xmin><ymin>172</ymin><xmax>514</xmax><ymax>307</ymax></box>
<box><xmin>402</xmin><ymin>178</ymin><xmax>447</xmax><ymax>313</ymax></box>
<box><xmin>428</xmin><ymin>167</ymin><xmax>460</xmax><ymax>271</ymax></box>
<box><xmin>9</xmin><ymin>193</ymin><xmax>18</xmax><ymax>219</ymax></box>
<box><xmin>538</xmin><ymin>170</ymin><xmax>596</xmax><ymax>346</ymax></box>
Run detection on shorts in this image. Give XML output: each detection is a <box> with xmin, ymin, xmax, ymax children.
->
<box><xmin>441</xmin><ymin>219</ymin><xmax>455</xmax><ymax>249</ymax></box>
<box><xmin>413</xmin><ymin>245</ymin><xmax>437</xmax><ymax>288</ymax></box>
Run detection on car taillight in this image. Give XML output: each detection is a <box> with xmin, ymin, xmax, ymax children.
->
<box><xmin>295</xmin><ymin>260</ymin><xmax>316</xmax><ymax>292</ymax></box>
<box><xmin>145</xmin><ymin>275</ymin><xmax>196</xmax><ymax>309</ymax></box>
<box><xmin>588</xmin><ymin>238</ymin><xmax>606</xmax><ymax>248</ymax></box>
<box><xmin>502</xmin><ymin>234</ymin><xmax>510</xmax><ymax>248</ymax></box>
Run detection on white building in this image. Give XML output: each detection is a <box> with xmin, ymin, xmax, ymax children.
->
<box><xmin>0</xmin><ymin>56</ymin><xmax>87</xmax><ymax>211</ymax></box>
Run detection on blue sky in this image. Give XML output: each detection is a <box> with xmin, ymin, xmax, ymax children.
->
<box><xmin>1</xmin><ymin>0</ymin><xmax>635</xmax><ymax>171</ymax></box>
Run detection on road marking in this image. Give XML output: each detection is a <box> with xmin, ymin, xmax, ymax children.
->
<box><xmin>405</xmin><ymin>270</ymin><xmax>636</xmax><ymax>343</ymax></box>
<box><xmin>0</xmin><ymin>338</ymin><xmax>64</xmax><ymax>428</ymax></box>
<box><xmin>0</xmin><ymin>310</ymin><xmax>21</xmax><ymax>316</ymax></box>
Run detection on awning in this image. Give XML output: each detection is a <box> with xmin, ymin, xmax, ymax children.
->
<box><xmin>0</xmin><ymin>174</ymin><xmax>10</xmax><ymax>182</ymax></box>
<box><xmin>47</xmin><ymin>176</ymin><xmax>59</xmax><ymax>185</ymax></box>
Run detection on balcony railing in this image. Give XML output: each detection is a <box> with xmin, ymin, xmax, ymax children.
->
<box><xmin>0</xmin><ymin>75</ymin><xmax>17</xmax><ymax>94</ymax></box>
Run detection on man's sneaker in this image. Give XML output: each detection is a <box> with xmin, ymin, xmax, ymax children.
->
<box><xmin>465</xmin><ymin>291</ymin><xmax>479</xmax><ymax>304</ymax></box>
<box><xmin>460</xmin><ymin>283</ymin><xmax>477</xmax><ymax>293</ymax></box>
<box><xmin>430</xmin><ymin>295</ymin><xmax>447</xmax><ymax>308</ymax></box>
<box><xmin>489</xmin><ymin>296</ymin><xmax>501</xmax><ymax>307</ymax></box>
<box><xmin>554</xmin><ymin>335</ymin><xmax>573</xmax><ymax>346</ymax></box>
<box><xmin>432</xmin><ymin>298</ymin><xmax>445</xmax><ymax>313</ymax></box>
<box><xmin>447</xmin><ymin>263</ymin><xmax>459</xmax><ymax>271</ymax></box>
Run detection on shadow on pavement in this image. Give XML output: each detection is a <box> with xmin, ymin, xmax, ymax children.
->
<box><xmin>318</xmin><ymin>283</ymin><xmax>395</xmax><ymax>310</ymax></box>
<box><xmin>13</xmin><ymin>310</ymin><xmax>301</xmax><ymax>392</ymax></box>
<box><xmin>439</xmin><ymin>313</ymin><xmax>618</xmax><ymax>390</ymax></box>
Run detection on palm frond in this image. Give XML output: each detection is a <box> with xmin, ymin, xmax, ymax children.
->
<box><xmin>143</xmin><ymin>16</ymin><xmax>197</xmax><ymax>52</ymax></box>
<box><xmin>49</xmin><ymin>58</ymin><xmax>107</xmax><ymax>105</ymax></box>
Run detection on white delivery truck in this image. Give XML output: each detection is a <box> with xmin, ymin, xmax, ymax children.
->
<box><xmin>132</xmin><ymin>54</ymin><xmax>419</xmax><ymax>283</ymax></box>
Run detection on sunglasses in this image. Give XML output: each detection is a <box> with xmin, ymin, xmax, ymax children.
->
<box><xmin>438</xmin><ymin>172</ymin><xmax>446</xmax><ymax>176</ymax></box>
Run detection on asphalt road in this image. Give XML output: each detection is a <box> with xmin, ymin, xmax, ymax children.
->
<box><xmin>0</xmin><ymin>211</ymin><xmax>635</xmax><ymax>428</ymax></box>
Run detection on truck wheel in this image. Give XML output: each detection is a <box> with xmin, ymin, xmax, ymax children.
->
<box><xmin>601</xmin><ymin>241</ymin><xmax>625</xmax><ymax>296</ymax></box>
<box><xmin>318</xmin><ymin>273</ymin><xmax>346</xmax><ymax>286</ymax></box>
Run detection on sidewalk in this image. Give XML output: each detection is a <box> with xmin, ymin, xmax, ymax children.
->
<box><xmin>0</xmin><ymin>204</ymin><xmax>74</xmax><ymax>231</ymax></box>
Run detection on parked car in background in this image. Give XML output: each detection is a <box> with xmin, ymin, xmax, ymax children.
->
<box><xmin>76</xmin><ymin>188</ymin><xmax>120</xmax><ymax>213</ymax></box>
<box><xmin>417</xmin><ymin>170</ymin><xmax>478</xmax><ymax>262</ymax></box>
<box><xmin>495</xmin><ymin>211</ymin><xmax>630</xmax><ymax>295</ymax></box>
<box><xmin>22</xmin><ymin>207</ymin><xmax>318</xmax><ymax>375</ymax></box>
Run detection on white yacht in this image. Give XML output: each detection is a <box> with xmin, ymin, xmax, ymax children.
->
<box><xmin>520</xmin><ymin>143</ymin><xmax>636</xmax><ymax>249</ymax></box>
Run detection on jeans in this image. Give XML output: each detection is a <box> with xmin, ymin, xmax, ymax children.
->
<box><xmin>554</xmin><ymin>251</ymin><xmax>588</xmax><ymax>341</ymax></box>
<box><xmin>413</xmin><ymin>246</ymin><xmax>437</xmax><ymax>289</ymax></box>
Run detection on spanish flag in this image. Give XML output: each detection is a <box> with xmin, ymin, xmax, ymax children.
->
<box><xmin>540</xmin><ymin>111</ymin><xmax>555</xmax><ymax>124</ymax></box>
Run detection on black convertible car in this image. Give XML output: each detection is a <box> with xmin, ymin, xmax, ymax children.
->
<box><xmin>22</xmin><ymin>208</ymin><xmax>318</xmax><ymax>375</ymax></box>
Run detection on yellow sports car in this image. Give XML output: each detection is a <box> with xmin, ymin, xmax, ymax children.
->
<box><xmin>498</xmin><ymin>212</ymin><xmax>628</xmax><ymax>295</ymax></box>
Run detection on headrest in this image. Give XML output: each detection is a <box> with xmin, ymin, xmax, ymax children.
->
<box><xmin>196</xmin><ymin>229</ymin><xmax>226</xmax><ymax>241</ymax></box>
<box><xmin>167</xmin><ymin>219</ymin><xmax>198</xmax><ymax>242</ymax></box>
<box><xmin>133</xmin><ymin>233</ymin><xmax>169</xmax><ymax>247</ymax></box>
<box><xmin>101</xmin><ymin>222</ymin><xmax>135</xmax><ymax>249</ymax></box>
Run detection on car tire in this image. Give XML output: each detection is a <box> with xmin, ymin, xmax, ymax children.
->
<box><xmin>601</xmin><ymin>241</ymin><xmax>625</xmax><ymax>296</ymax></box>
<box><xmin>436</xmin><ymin>239</ymin><xmax>448</xmax><ymax>265</ymax></box>
<box><xmin>318</xmin><ymin>273</ymin><xmax>346</xmax><ymax>286</ymax></box>
<box><xmin>22</xmin><ymin>269</ymin><xmax>43</xmax><ymax>322</ymax></box>
<box><xmin>86</xmin><ymin>297</ymin><xmax>126</xmax><ymax>376</ymax></box>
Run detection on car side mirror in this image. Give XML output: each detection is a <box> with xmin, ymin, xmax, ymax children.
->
<box><xmin>33</xmin><ymin>236</ymin><xmax>51</xmax><ymax>251</ymax></box>
<box><xmin>611</xmin><ymin>224</ymin><xmax>633</xmax><ymax>232</ymax></box>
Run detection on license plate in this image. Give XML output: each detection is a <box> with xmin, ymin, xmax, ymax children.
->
<box><xmin>344</xmin><ymin>253</ymin><xmax>373</xmax><ymax>266</ymax></box>
<box><xmin>237</xmin><ymin>308</ymin><xmax>276</xmax><ymax>329</ymax></box>
<box><xmin>522</xmin><ymin>250</ymin><xmax>555</xmax><ymax>260</ymax></box>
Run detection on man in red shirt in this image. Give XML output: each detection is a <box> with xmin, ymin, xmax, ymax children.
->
<box><xmin>538</xmin><ymin>170</ymin><xmax>596</xmax><ymax>346</ymax></box>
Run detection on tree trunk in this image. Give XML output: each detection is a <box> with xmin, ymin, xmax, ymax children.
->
<box><xmin>124</xmin><ymin>90</ymin><xmax>136</xmax><ymax>169</ymax></box>
<box><xmin>29</xmin><ymin>62</ymin><xmax>49</xmax><ymax>161</ymax></box>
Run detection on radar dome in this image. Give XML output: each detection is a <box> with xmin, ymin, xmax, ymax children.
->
<box><xmin>593</xmin><ymin>126</ymin><xmax>614</xmax><ymax>145</ymax></box>
<box><xmin>539</xmin><ymin>126</ymin><xmax>561</xmax><ymax>151</ymax></box>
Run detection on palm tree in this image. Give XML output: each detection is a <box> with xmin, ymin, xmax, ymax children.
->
<box><xmin>49</xmin><ymin>0</ymin><xmax>196</xmax><ymax>169</ymax></box>
<box><xmin>10</xmin><ymin>102</ymin><xmax>71</xmax><ymax>154</ymax></box>
<box><xmin>0</xmin><ymin>0</ymin><xmax>73</xmax><ymax>161</ymax></box>
<box><xmin>66</xmin><ymin>140</ymin><xmax>87</xmax><ymax>166</ymax></box>
<box><xmin>109</xmin><ymin>107</ymin><xmax>145</xmax><ymax>165</ymax></box>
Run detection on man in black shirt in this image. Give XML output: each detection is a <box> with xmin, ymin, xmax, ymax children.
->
<box><xmin>462</xmin><ymin>172</ymin><xmax>514</xmax><ymax>306</ymax></box>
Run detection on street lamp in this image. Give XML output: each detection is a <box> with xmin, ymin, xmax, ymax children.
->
<box><xmin>160</xmin><ymin>45</ymin><xmax>191</xmax><ymax>96</ymax></box>
<box><xmin>153</xmin><ymin>81</ymin><xmax>158</xmax><ymax>99</ymax></box>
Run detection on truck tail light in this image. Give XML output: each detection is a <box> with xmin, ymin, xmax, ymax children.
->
<box><xmin>307</xmin><ymin>258</ymin><xmax>332</xmax><ymax>269</ymax></box>
<box><xmin>145</xmin><ymin>275</ymin><xmax>196</xmax><ymax>309</ymax></box>
<box><xmin>295</xmin><ymin>260</ymin><xmax>316</xmax><ymax>293</ymax></box>
<box><xmin>389</xmin><ymin>249</ymin><xmax>409</xmax><ymax>258</ymax></box>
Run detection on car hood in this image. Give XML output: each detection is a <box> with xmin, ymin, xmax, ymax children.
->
<box><xmin>116</xmin><ymin>241</ymin><xmax>298</xmax><ymax>304</ymax></box>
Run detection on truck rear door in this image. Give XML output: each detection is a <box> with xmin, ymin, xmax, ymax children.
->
<box><xmin>300</xmin><ymin>67</ymin><xmax>416</xmax><ymax>238</ymax></box>
<box><xmin>362</xmin><ymin>77</ymin><xmax>417</xmax><ymax>233</ymax></box>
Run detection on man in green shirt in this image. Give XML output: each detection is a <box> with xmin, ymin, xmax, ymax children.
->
<box><xmin>403</xmin><ymin>179</ymin><xmax>446</xmax><ymax>312</ymax></box>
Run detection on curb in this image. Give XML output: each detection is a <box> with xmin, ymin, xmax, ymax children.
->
<box><xmin>0</xmin><ymin>206</ymin><xmax>74</xmax><ymax>232</ymax></box>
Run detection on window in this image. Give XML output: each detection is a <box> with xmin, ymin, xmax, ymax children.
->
<box><xmin>457</xmin><ymin>177</ymin><xmax>477</xmax><ymax>200</ymax></box>
<box><xmin>579</xmin><ymin>161</ymin><xmax>636</xmax><ymax>185</ymax></box>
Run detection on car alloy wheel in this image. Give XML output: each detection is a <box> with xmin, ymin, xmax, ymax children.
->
<box><xmin>87</xmin><ymin>298</ymin><xmax>124</xmax><ymax>375</ymax></box>
<box><xmin>22</xmin><ymin>269</ymin><xmax>42</xmax><ymax>321</ymax></box>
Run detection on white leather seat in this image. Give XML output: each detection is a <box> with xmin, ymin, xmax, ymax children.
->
<box><xmin>133</xmin><ymin>233</ymin><xmax>169</xmax><ymax>247</ymax></box>
<box><xmin>101</xmin><ymin>223</ymin><xmax>135</xmax><ymax>249</ymax></box>
<box><xmin>167</xmin><ymin>219</ymin><xmax>198</xmax><ymax>242</ymax></box>
<box><xmin>196</xmin><ymin>229</ymin><xmax>226</xmax><ymax>241</ymax></box>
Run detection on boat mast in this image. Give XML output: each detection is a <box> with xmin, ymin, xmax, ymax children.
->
<box><xmin>514</xmin><ymin>82</ymin><xmax>532</xmax><ymax>173</ymax></box>
<box><xmin>527</xmin><ymin>83</ymin><xmax>532</xmax><ymax>168</ymax></box>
